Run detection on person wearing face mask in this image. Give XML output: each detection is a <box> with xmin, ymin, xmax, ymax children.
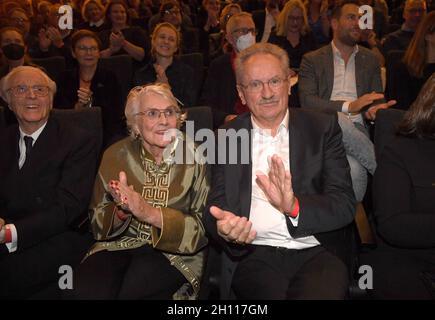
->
<box><xmin>0</xmin><ymin>27</ymin><xmax>31</xmax><ymax>74</ymax></box>
<box><xmin>200</xmin><ymin>12</ymin><xmax>257</xmax><ymax>128</ymax></box>
<box><xmin>0</xmin><ymin>27</ymin><xmax>37</xmax><ymax>125</ymax></box>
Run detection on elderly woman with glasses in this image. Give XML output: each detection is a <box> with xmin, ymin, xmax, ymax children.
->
<box><xmin>54</xmin><ymin>29</ymin><xmax>125</xmax><ymax>148</ymax></box>
<box><xmin>71</xmin><ymin>83</ymin><xmax>210</xmax><ymax>300</ymax></box>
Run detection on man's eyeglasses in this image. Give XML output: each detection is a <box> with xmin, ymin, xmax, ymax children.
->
<box><xmin>7</xmin><ymin>85</ymin><xmax>50</xmax><ymax>97</ymax></box>
<box><xmin>76</xmin><ymin>45</ymin><xmax>99</xmax><ymax>53</ymax></box>
<box><xmin>134</xmin><ymin>107</ymin><xmax>180</xmax><ymax>121</ymax></box>
<box><xmin>239</xmin><ymin>76</ymin><xmax>288</xmax><ymax>93</ymax></box>
<box><xmin>231</xmin><ymin>27</ymin><xmax>256</xmax><ymax>37</ymax></box>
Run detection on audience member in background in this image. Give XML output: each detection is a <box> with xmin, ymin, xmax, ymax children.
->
<box><xmin>78</xmin><ymin>0</ymin><xmax>109</xmax><ymax>33</ymax></box>
<box><xmin>200</xmin><ymin>12</ymin><xmax>256</xmax><ymax>128</ymax></box>
<box><xmin>134</xmin><ymin>22</ymin><xmax>196</xmax><ymax>107</ymax></box>
<box><xmin>207</xmin><ymin>3</ymin><xmax>242</xmax><ymax>62</ymax></box>
<box><xmin>304</xmin><ymin>0</ymin><xmax>331</xmax><ymax>45</ymax></box>
<box><xmin>198</xmin><ymin>0</ymin><xmax>222</xmax><ymax>61</ymax></box>
<box><xmin>99</xmin><ymin>0</ymin><xmax>149</xmax><ymax>63</ymax></box>
<box><xmin>7</xmin><ymin>8</ymin><xmax>39</xmax><ymax>57</ymax></box>
<box><xmin>0</xmin><ymin>27</ymin><xmax>33</xmax><ymax>79</ymax></box>
<box><xmin>157</xmin><ymin>0</ymin><xmax>199</xmax><ymax>54</ymax></box>
<box><xmin>30</xmin><ymin>3</ymin><xmax>75</xmax><ymax>67</ymax></box>
<box><xmin>0</xmin><ymin>26</ymin><xmax>36</xmax><ymax>125</ymax></box>
<box><xmin>148</xmin><ymin>0</ymin><xmax>193</xmax><ymax>34</ymax></box>
<box><xmin>0</xmin><ymin>66</ymin><xmax>97</xmax><ymax>299</ymax></box>
<box><xmin>270</xmin><ymin>0</ymin><xmax>317</xmax><ymax>70</ymax></box>
<box><xmin>71</xmin><ymin>83</ymin><xmax>209</xmax><ymax>300</ymax></box>
<box><xmin>358</xmin><ymin>0</ymin><xmax>388</xmax><ymax>39</ymax></box>
<box><xmin>387</xmin><ymin>11</ymin><xmax>435</xmax><ymax>110</ymax></box>
<box><xmin>382</xmin><ymin>0</ymin><xmax>427</xmax><ymax>57</ymax></box>
<box><xmin>252</xmin><ymin>0</ymin><xmax>281</xmax><ymax>43</ymax></box>
<box><xmin>126</xmin><ymin>0</ymin><xmax>153</xmax><ymax>23</ymax></box>
<box><xmin>299</xmin><ymin>0</ymin><xmax>396</xmax><ymax>201</ymax></box>
<box><xmin>363</xmin><ymin>73</ymin><xmax>435</xmax><ymax>300</ymax></box>
<box><xmin>55</xmin><ymin>30</ymin><xmax>125</xmax><ymax>148</ymax></box>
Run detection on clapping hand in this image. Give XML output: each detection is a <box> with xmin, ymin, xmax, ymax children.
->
<box><xmin>255</xmin><ymin>154</ymin><xmax>297</xmax><ymax>217</ymax></box>
<box><xmin>109</xmin><ymin>31</ymin><xmax>125</xmax><ymax>53</ymax></box>
<box><xmin>153</xmin><ymin>63</ymin><xmax>169</xmax><ymax>84</ymax></box>
<box><xmin>209</xmin><ymin>206</ymin><xmax>256</xmax><ymax>245</ymax></box>
<box><xmin>76</xmin><ymin>87</ymin><xmax>93</xmax><ymax>108</ymax></box>
<box><xmin>108</xmin><ymin>171</ymin><xmax>161</xmax><ymax>227</ymax></box>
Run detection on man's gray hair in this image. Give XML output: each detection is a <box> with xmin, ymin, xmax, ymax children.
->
<box><xmin>225</xmin><ymin>11</ymin><xmax>253</xmax><ymax>34</ymax></box>
<box><xmin>234</xmin><ymin>43</ymin><xmax>290</xmax><ymax>84</ymax></box>
<box><xmin>125</xmin><ymin>83</ymin><xmax>186</xmax><ymax>138</ymax></box>
<box><xmin>0</xmin><ymin>66</ymin><xmax>56</xmax><ymax>103</ymax></box>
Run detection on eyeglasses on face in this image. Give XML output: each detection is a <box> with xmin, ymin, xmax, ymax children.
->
<box><xmin>231</xmin><ymin>27</ymin><xmax>256</xmax><ymax>37</ymax></box>
<box><xmin>134</xmin><ymin>107</ymin><xmax>180</xmax><ymax>120</ymax></box>
<box><xmin>239</xmin><ymin>76</ymin><xmax>288</xmax><ymax>93</ymax></box>
<box><xmin>7</xmin><ymin>85</ymin><xmax>50</xmax><ymax>97</ymax></box>
<box><xmin>76</xmin><ymin>45</ymin><xmax>99</xmax><ymax>52</ymax></box>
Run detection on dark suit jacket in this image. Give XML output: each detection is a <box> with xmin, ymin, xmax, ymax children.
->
<box><xmin>203</xmin><ymin>109</ymin><xmax>356</xmax><ymax>298</ymax></box>
<box><xmin>299</xmin><ymin>43</ymin><xmax>384</xmax><ymax>112</ymax></box>
<box><xmin>200</xmin><ymin>53</ymin><xmax>237</xmax><ymax>128</ymax></box>
<box><xmin>54</xmin><ymin>65</ymin><xmax>126</xmax><ymax>147</ymax></box>
<box><xmin>0</xmin><ymin>117</ymin><xmax>97</xmax><ymax>251</ymax></box>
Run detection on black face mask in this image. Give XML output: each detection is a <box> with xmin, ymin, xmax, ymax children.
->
<box><xmin>1</xmin><ymin>43</ymin><xmax>25</xmax><ymax>60</ymax></box>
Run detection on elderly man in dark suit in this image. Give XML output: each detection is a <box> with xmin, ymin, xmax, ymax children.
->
<box><xmin>0</xmin><ymin>66</ymin><xmax>97</xmax><ymax>299</ymax></box>
<box><xmin>203</xmin><ymin>43</ymin><xmax>356</xmax><ymax>299</ymax></box>
<box><xmin>298</xmin><ymin>0</ymin><xmax>396</xmax><ymax>201</ymax></box>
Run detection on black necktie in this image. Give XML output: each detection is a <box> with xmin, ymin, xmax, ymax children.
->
<box><xmin>23</xmin><ymin>136</ymin><xmax>33</xmax><ymax>161</ymax></box>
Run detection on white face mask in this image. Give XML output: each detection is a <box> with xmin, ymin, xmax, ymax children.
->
<box><xmin>236</xmin><ymin>32</ymin><xmax>256</xmax><ymax>52</ymax></box>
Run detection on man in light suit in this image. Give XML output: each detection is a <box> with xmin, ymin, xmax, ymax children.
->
<box><xmin>298</xmin><ymin>0</ymin><xmax>396</xmax><ymax>201</ymax></box>
<box><xmin>0</xmin><ymin>66</ymin><xmax>97</xmax><ymax>298</ymax></box>
<box><xmin>203</xmin><ymin>43</ymin><xmax>356</xmax><ymax>299</ymax></box>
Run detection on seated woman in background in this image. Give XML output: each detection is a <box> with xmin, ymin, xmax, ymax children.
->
<box><xmin>269</xmin><ymin>0</ymin><xmax>317</xmax><ymax>70</ymax></box>
<box><xmin>55</xmin><ymin>30</ymin><xmax>125</xmax><ymax>148</ymax></box>
<box><xmin>386</xmin><ymin>11</ymin><xmax>435</xmax><ymax>110</ymax></box>
<box><xmin>99</xmin><ymin>0</ymin><xmax>149</xmax><ymax>63</ymax></box>
<box><xmin>71</xmin><ymin>83</ymin><xmax>209</xmax><ymax>300</ymax></box>
<box><xmin>133</xmin><ymin>23</ymin><xmax>196</xmax><ymax>107</ymax></box>
<box><xmin>363</xmin><ymin>74</ymin><xmax>435</xmax><ymax>299</ymax></box>
<box><xmin>78</xmin><ymin>0</ymin><xmax>109</xmax><ymax>33</ymax></box>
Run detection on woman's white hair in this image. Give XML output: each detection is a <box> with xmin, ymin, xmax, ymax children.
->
<box><xmin>0</xmin><ymin>66</ymin><xmax>56</xmax><ymax>103</ymax></box>
<box><xmin>124</xmin><ymin>83</ymin><xmax>186</xmax><ymax>138</ymax></box>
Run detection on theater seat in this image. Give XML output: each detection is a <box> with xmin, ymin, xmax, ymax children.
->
<box><xmin>179</xmin><ymin>53</ymin><xmax>205</xmax><ymax>106</ymax></box>
<box><xmin>32</xmin><ymin>56</ymin><xmax>66</xmax><ymax>82</ymax></box>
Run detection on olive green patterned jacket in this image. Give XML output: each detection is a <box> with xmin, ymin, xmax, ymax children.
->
<box><xmin>86</xmin><ymin>133</ymin><xmax>209</xmax><ymax>299</ymax></box>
